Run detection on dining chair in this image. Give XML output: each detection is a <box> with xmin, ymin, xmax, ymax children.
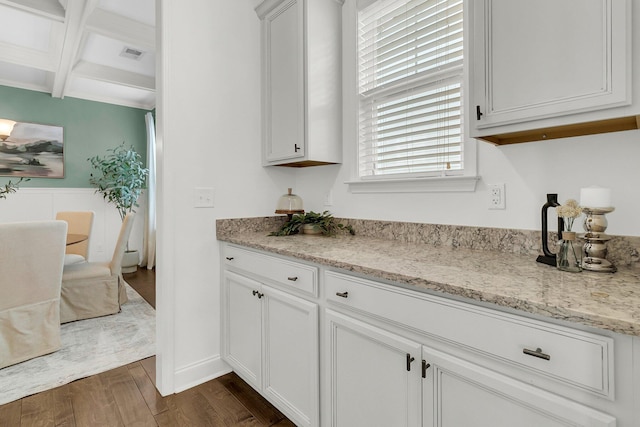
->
<box><xmin>0</xmin><ymin>220</ymin><xmax>67</xmax><ymax>368</ymax></box>
<box><xmin>55</xmin><ymin>211</ymin><xmax>94</xmax><ymax>265</ymax></box>
<box><xmin>60</xmin><ymin>213</ymin><xmax>135</xmax><ymax>323</ymax></box>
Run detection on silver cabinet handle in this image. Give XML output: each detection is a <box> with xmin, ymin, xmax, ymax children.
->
<box><xmin>287</xmin><ymin>276</ymin><xmax>298</xmax><ymax>281</ymax></box>
<box><xmin>336</xmin><ymin>291</ymin><xmax>348</xmax><ymax>298</ymax></box>
<box><xmin>523</xmin><ymin>347</ymin><xmax>550</xmax><ymax>361</ymax></box>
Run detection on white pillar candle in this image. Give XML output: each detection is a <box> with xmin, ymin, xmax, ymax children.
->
<box><xmin>580</xmin><ymin>186</ymin><xmax>611</xmax><ymax>208</ymax></box>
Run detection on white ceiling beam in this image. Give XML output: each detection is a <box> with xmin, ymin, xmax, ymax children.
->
<box><xmin>0</xmin><ymin>0</ymin><xmax>65</xmax><ymax>22</ymax></box>
<box><xmin>86</xmin><ymin>9</ymin><xmax>155</xmax><ymax>51</ymax></box>
<box><xmin>0</xmin><ymin>77</ymin><xmax>50</xmax><ymax>94</ymax></box>
<box><xmin>0</xmin><ymin>41</ymin><xmax>57</xmax><ymax>71</ymax></box>
<box><xmin>62</xmin><ymin>87</ymin><xmax>156</xmax><ymax>110</ymax></box>
<box><xmin>51</xmin><ymin>0</ymin><xmax>98</xmax><ymax>99</ymax></box>
<box><xmin>73</xmin><ymin>60</ymin><xmax>155</xmax><ymax>91</ymax></box>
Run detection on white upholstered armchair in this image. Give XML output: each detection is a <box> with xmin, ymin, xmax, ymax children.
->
<box><xmin>0</xmin><ymin>220</ymin><xmax>67</xmax><ymax>369</ymax></box>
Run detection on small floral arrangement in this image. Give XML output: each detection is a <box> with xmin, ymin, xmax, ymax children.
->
<box><xmin>556</xmin><ymin>199</ymin><xmax>582</xmax><ymax>232</ymax></box>
<box><xmin>556</xmin><ymin>199</ymin><xmax>583</xmax><ymax>272</ymax></box>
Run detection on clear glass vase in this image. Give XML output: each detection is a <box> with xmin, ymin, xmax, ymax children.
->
<box><xmin>557</xmin><ymin>231</ymin><xmax>582</xmax><ymax>272</ymax></box>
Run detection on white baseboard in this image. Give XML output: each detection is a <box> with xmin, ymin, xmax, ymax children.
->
<box><xmin>173</xmin><ymin>354</ymin><xmax>232</xmax><ymax>393</ymax></box>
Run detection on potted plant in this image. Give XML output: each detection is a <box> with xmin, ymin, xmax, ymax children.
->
<box><xmin>88</xmin><ymin>143</ymin><xmax>149</xmax><ymax>273</ymax></box>
<box><xmin>0</xmin><ymin>177</ymin><xmax>29</xmax><ymax>200</ymax></box>
<box><xmin>270</xmin><ymin>210</ymin><xmax>355</xmax><ymax>236</ymax></box>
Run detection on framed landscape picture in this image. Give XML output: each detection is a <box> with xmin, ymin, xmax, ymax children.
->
<box><xmin>0</xmin><ymin>119</ymin><xmax>64</xmax><ymax>178</ymax></box>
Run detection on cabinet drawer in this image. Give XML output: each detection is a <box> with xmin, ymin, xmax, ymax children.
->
<box><xmin>325</xmin><ymin>271</ymin><xmax>613</xmax><ymax>398</ymax></box>
<box><xmin>224</xmin><ymin>245</ymin><xmax>317</xmax><ymax>297</ymax></box>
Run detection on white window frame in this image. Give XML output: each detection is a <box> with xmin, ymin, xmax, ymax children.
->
<box><xmin>343</xmin><ymin>0</ymin><xmax>478</xmax><ymax>194</ymax></box>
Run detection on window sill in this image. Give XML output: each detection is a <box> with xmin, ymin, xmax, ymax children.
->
<box><xmin>346</xmin><ymin>175</ymin><xmax>480</xmax><ymax>194</ymax></box>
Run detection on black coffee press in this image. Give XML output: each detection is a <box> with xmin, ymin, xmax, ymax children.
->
<box><xmin>536</xmin><ymin>194</ymin><xmax>565</xmax><ymax>266</ymax></box>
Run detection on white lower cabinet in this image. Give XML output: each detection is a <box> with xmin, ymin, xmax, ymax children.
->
<box><xmin>325</xmin><ymin>310</ymin><xmax>422</xmax><ymax>427</ymax></box>
<box><xmin>222</xmin><ymin>270</ymin><xmax>319</xmax><ymax>427</ymax></box>
<box><xmin>221</xmin><ymin>246</ymin><xmax>631</xmax><ymax>426</ymax></box>
<box><xmin>224</xmin><ymin>272</ymin><xmax>262</xmax><ymax>387</ymax></box>
<box><xmin>422</xmin><ymin>346</ymin><xmax>616</xmax><ymax>427</ymax></box>
<box><xmin>324</xmin><ymin>308</ymin><xmax>615</xmax><ymax>427</ymax></box>
<box><xmin>323</xmin><ymin>271</ymin><xmax>619</xmax><ymax>427</ymax></box>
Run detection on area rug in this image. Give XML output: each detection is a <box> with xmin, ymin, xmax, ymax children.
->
<box><xmin>0</xmin><ymin>283</ymin><xmax>155</xmax><ymax>405</ymax></box>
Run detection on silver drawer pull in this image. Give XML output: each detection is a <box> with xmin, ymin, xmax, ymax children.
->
<box><xmin>287</xmin><ymin>276</ymin><xmax>298</xmax><ymax>281</ymax></box>
<box><xmin>225</xmin><ymin>257</ymin><xmax>234</xmax><ymax>260</ymax></box>
<box><xmin>523</xmin><ymin>347</ymin><xmax>550</xmax><ymax>361</ymax></box>
<box><xmin>336</xmin><ymin>291</ymin><xmax>349</xmax><ymax>298</ymax></box>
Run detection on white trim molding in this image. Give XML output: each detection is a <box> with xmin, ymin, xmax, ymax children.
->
<box><xmin>173</xmin><ymin>355</ymin><xmax>232</xmax><ymax>393</ymax></box>
<box><xmin>346</xmin><ymin>175</ymin><xmax>479</xmax><ymax>193</ymax></box>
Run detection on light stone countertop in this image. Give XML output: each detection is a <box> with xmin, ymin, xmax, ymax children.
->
<box><xmin>218</xmin><ymin>228</ymin><xmax>640</xmax><ymax>337</ymax></box>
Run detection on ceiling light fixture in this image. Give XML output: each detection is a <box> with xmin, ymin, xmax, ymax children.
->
<box><xmin>0</xmin><ymin>119</ymin><xmax>16</xmax><ymax>141</ymax></box>
<box><xmin>120</xmin><ymin>46</ymin><xmax>145</xmax><ymax>61</ymax></box>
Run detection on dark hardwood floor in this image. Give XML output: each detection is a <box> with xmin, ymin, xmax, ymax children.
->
<box><xmin>0</xmin><ymin>268</ymin><xmax>295</xmax><ymax>427</ymax></box>
<box><xmin>125</xmin><ymin>267</ymin><xmax>156</xmax><ymax>309</ymax></box>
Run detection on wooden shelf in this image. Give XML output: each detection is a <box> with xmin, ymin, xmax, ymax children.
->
<box><xmin>478</xmin><ymin>115</ymin><xmax>640</xmax><ymax>146</ymax></box>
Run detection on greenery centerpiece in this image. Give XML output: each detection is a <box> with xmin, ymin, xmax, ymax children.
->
<box><xmin>270</xmin><ymin>210</ymin><xmax>355</xmax><ymax>237</ymax></box>
<box><xmin>0</xmin><ymin>177</ymin><xmax>29</xmax><ymax>200</ymax></box>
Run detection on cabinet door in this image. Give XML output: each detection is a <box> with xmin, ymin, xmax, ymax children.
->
<box><xmin>222</xmin><ymin>271</ymin><xmax>262</xmax><ymax>389</ymax></box>
<box><xmin>471</xmin><ymin>0</ymin><xmax>630</xmax><ymax>131</ymax></box>
<box><xmin>325</xmin><ymin>310</ymin><xmax>422</xmax><ymax>427</ymax></box>
<box><xmin>422</xmin><ymin>346</ymin><xmax>616</xmax><ymax>427</ymax></box>
<box><xmin>263</xmin><ymin>0</ymin><xmax>305</xmax><ymax>162</ymax></box>
<box><xmin>262</xmin><ymin>285</ymin><xmax>318</xmax><ymax>427</ymax></box>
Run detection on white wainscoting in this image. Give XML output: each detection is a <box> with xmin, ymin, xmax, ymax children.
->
<box><xmin>0</xmin><ymin>188</ymin><xmax>147</xmax><ymax>263</ymax></box>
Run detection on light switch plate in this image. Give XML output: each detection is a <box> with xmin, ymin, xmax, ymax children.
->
<box><xmin>194</xmin><ymin>187</ymin><xmax>215</xmax><ymax>208</ymax></box>
<box><xmin>324</xmin><ymin>190</ymin><xmax>334</xmax><ymax>206</ymax></box>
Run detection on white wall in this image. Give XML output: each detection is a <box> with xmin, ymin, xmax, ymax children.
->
<box><xmin>156</xmin><ymin>0</ymin><xmax>292</xmax><ymax>394</ymax></box>
<box><xmin>296</xmin><ymin>128</ymin><xmax>640</xmax><ymax>237</ymax></box>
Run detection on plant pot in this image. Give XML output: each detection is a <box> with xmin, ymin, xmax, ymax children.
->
<box><xmin>122</xmin><ymin>250</ymin><xmax>139</xmax><ymax>273</ymax></box>
<box><xmin>301</xmin><ymin>224</ymin><xmax>324</xmax><ymax>235</ymax></box>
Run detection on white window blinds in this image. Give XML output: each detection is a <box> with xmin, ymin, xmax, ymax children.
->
<box><xmin>358</xmin><ymin>0</ymin><xmax>464</xmax><ymax>178</ymax></box>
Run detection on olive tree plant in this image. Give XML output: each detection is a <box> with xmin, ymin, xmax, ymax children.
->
<box><xmin>0</xmin><ymin>177</ymin><xmax>28</xmax><ymax>200</ymax></box>
<box><xmin>88</xmin><ymin>143</ymin><xmax>149</xmax><ymax>221</ymax></box>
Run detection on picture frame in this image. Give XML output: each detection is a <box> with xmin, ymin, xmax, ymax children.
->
<box><xmin>0</xmin><ymin>119</ymin><xmax>64</xmax><ymax>178</ymax></box>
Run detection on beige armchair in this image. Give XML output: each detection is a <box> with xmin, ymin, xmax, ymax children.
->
<box><xmin>0</xmin><ymin>220</ymin><xmax>67</xmax><ymax>369</ymax></box>
<box><xmin>60</xmin><ymin>213</ymin><xmax>135</xmax><ymax>323</ymax></box>
<box><xmin>56</xmin><ymin>211</ymin><xmax>94</xmax><ymax>265</ymax></box>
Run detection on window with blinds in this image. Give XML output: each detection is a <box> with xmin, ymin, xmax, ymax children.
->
<box><xmin>358</xmin><ymin>0</ymin><xmax>464</xmax><ymax>178</ymax></box>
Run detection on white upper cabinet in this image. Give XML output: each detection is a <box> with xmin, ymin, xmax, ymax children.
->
<box><xmin>468</xmin><ymin>0</ymin><xmax>638</xmax><ymax>145</ymax></box>
<box><xmin>256</xmin><ymin>0</ymin><xmax>343</xmax><ymax>167</ymax></box>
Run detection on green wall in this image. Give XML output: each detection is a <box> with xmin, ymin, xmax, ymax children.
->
<box><xmin>0</xmin><ymin>85</ymin><xmax>149</xmax><ymax>188</ymax></box>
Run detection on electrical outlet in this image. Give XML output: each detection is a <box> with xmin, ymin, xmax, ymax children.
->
<box><xmin>488</xmin><ymin>184</ymin><xmax>505</xmax><ymax>209</ymax></box>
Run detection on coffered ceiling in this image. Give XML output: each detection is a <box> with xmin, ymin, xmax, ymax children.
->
<box><xmin>0</xmin><ymin>0</ymin><xmax>155</xmax><ymax>110</ymax></box>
